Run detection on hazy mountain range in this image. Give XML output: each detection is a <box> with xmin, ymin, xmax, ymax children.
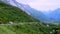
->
<box><xmin>1</xmin><ymin>0</ymin><xmax>60</xmax><ymax>23</ymax></box>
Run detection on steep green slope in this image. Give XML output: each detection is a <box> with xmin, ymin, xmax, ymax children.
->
<box><xmin>0</xmin><ymin>2</ymin><xmax>39</xmax><ymax>23</ymax></box>
<box><xmin>0</xmin><ymin>23</ymin><xmax>60</xmax><ymax>34</ymax></box>
<box><xmin>0</xmin><ymin>26</ymin><xmax>16</xmax><ymax>34</ymax></box>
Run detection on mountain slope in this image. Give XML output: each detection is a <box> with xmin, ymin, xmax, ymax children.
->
<box><xmin>48</xmin><ymin>8</ymin><xmax>60</xmax><ymax>20</ymax></box>
<box><xmin>1</xmin><ymin>0</ymin><xmax>49</xmax><ymax>23</ymax></box>
<box><xmin>22</xmin><ymin>5</ymin><xmax>49</xmax><ymax>21</ymax></box>
<box><xmin>42</xmin><ymin>8</ymin><xmax>60</xmax><ymax>23</ymax></box>
<box><xmin>0</xmin><ymin>23</ymin><xmax>60</xmax><ymax>34</ymax></box>
<box><xmin>2</xmin><ymin>0</ymin><xmax>60</xmax><ymax>23</ymax></box>
<box><xmin>0</xmin><ymin>2</ymin><xmax>40</xmax><ymax>23</ymax></box>
<box><xmin>4</xmin><ymin>0</ymin><xmax>50</xmax><ymax>23</ymax></box>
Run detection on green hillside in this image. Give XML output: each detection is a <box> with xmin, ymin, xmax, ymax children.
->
<box><xmin>0</xmin><ymin>23</ymin><xmax>60</xmax><ymax>34</ymax></box>
<box><xmin>0</xmin><ymin>2</ymin><xmax>40</xmax><ymax>23</ymax></box>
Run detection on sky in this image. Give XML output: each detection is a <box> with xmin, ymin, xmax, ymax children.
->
<box><xmin>16</xmin><ymin>0</ymin><xmax>60</xmax><ymax>11</ymax></box>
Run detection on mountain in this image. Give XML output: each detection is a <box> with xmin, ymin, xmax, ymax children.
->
<box><xmin>1</xmin><ymin>0</ymin><xmax>47</xmax><ymax>22</ymax></box>
<box><xmin>0</xmin><ymin>0</ymin><xmax>17</xmax><ymax>6</ymax></box>
<box><xmin>49</xmin><ymin>8</ymin><xmax>60</xmax><ymax>20</ymax></box>
<box><xmin>22</xmin><ymin>5</ymin><xmax>49</xmax><ymax>21</ymax></box>
<box><xmin>23</xmin><ymin>5</ymin><xmax>60</xmax><ymax>23</ymax></box>
<box><xmin>0</xmin><ymin>2</ymin><xmax>40</xmax><ymax>23</ymax></box>
<box><xmin>0</xmin><ymin>0</ymin><xmax>32</xmax><ymax>15</ymax></box>
<box><xmin>2</xmin><ymin>0</ymin><xmax>60</xmax><ymax>23</ymax></box>
<box><xmin>11</xmin><ymin>1</ymin><xmax>51</xmax><ymax>23</ymax></box>
<box><xmin>45</xmin><ymin>8</ymin><xmax>60</xmax><ymax>23</ymax></box>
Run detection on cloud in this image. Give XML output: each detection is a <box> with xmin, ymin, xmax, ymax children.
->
<box><xmin>16</xmin><ymin>0</ymin><xmax>60</xmax><ymax>11</ymax></box>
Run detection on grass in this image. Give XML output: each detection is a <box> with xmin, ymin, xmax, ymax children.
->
<box><xmin>0</xmin><ymin>23</ymin><xmax>60</xmax><ymax>34</ymax></box>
